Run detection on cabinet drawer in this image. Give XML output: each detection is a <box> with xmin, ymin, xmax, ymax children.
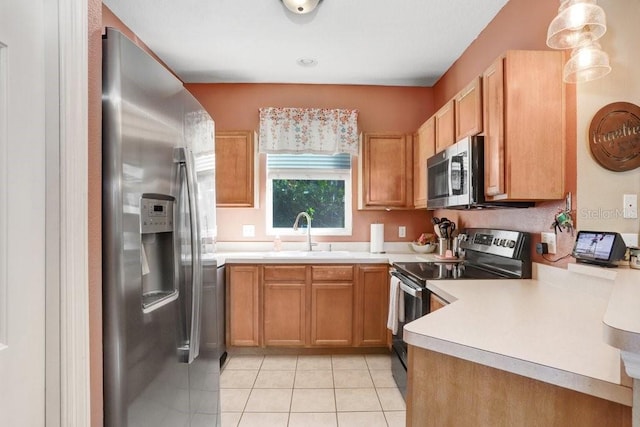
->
<box><xmin>264</xmin><ymin>265</ymin><xmax>307</xmax><ymax>281</ymax></box>
<box><xmin>312</xmin><ymin>265</ymin><xmax>354</xmax><ymax>281</ymax></box>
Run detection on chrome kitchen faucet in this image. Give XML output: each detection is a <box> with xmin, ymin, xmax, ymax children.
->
<box><xmin>293</xmin><ymin>211</ymin><xmax>316</xmax><ymax>251</ymax></box>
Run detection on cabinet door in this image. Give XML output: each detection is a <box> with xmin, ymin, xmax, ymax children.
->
<box><xmin>215</xmin><ymin>131</ymin><xmax>256</xmax><ymax>207</ymax></box>
<box><xmin>455</xmin><ymin>76</ymin><xmax>483</xmax><ymax>140</ymax></box>
<box><xmin>413</xmin><ymin>118</ymin><xmax>435</xmax><ymax>209</ymax></box>
<box><xmin>360</xmin><ymin>133</ymin><xmax>412</xmax><ymax>209</ymax></box>
<box><xmin>435</xmin><ymin>100</ymin><xmax>455</xmax><ymax>153</ymax></box>
<box><xmin>227</xmin><ymin>265</ymin><xmax>260</xmax><ymax>346</ymax></box>
<box><xmin>482</xmin><ymin>57</ymin><xmax>506</xmax><ymax>199</ymax></box>
<box><xmin>354</xmin><ymin>265</ymin><xmax>390</xmax><ymax>347</ymax></box>
<box><xmin>429</xmin><ymin>293</ymin><xmax>448</xmax><ymax>313</ymax></box>
<box><xmin>311</xmin><ymin>283</ymin><xmax>353</xmax><ymax>346</ymax></box>
<box><xmin>263</xmin><ymin>282</ymin><xmax>306</xmax><ymax>346</ymax></box>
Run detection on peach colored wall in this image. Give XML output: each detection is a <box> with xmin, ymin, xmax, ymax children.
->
<box><xmin>433</xmin><ymin>0</ymin><xmax>560</xmax><ymax>106</ymax></box>
<box><xmin>186</xmin><ymin>83</ymin><xmax>435</xmax><ymax>243</ymax></box>
<box><xmin>102</xmin><ymin>6</ymin><xmax>174</xmax><ymax>74</ymax></box>
<box><xmin>88</xmin><ymin>0</ymin><xmax>103</xmax><ymax>425</ymax></box>
<box><xmin>431</xmin><ymin>0</ymin><xmax>577</xmax><ymax>267</ymax></box>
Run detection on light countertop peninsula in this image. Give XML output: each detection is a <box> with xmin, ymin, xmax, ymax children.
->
<box><xmin>403</xmin><ymin>262</ymin><xmax>640</xmax><ymax>406</ymax></box>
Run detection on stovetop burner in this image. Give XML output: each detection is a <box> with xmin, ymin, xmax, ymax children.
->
<box><xmin>393</xmin><ymin>261</ymin><xmax>510</xmax><ymax>283</ymax></box>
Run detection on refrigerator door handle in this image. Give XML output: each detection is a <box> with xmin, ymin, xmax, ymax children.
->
<box><xmin>175</xmin><ymin>147</ymin><xmax>202</xmax><ymax>364</ymax></box>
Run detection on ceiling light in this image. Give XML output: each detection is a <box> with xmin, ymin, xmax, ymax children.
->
<box><xmin>297</xmin><ymin>58</ymin><xmax>318</xmax><ymax>67</ymax></box>
<box><xmin>281</xmin><ymin>0</ymin><xmax>322</xmax><ymax>14</ymax></box>
<box><xmin>563</xmin><ymin>40</ymin><xmax>611</xmax><ymax>83</ymax></box>
<box><xmin>547</xmin><ymin>0</ymin><xmax>607</xmax><ymax>49</ymax></box>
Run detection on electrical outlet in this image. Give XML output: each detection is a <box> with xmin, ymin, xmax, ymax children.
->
<box><xmin>541</xmin><ymin>232</ymin><xmax>557</xmax><ymax>255</ymax></box>
<box><xmin>623</xmin><ymin>194</ymin><xmax>638</xmax><ymax>219</ymax></box>
<box><xmin>399</xmin><ymin>226</ymin><xmax>406</xmax><ymax>238</ymax></box>
<box><xmin>242</xmin><ymin>224</ymin><xmax>255</xmax><ymax>237</ymax></box>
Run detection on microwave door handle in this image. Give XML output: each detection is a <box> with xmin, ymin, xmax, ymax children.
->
<box><xmin>447</xmin><ymin>157</ymin><xmax>454</xmax><ymax>196</ymax></box>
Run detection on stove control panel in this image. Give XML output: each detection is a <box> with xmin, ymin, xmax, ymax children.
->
<box><xmin>461</xmin><ymin>228</ymin><xmax>528</xmax><ymax>259</ymax></box>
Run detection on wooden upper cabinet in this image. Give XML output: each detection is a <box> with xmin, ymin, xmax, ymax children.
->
<box><xmin>215</xmin><ymin>130</ymin><xmax>256</xmax><ymax>207</ymax></box>
<box><xmin>483</xmin><ymin>60</ymin><xmax>506</xmax><ymax>199</ymax></box>
<box><xmin>413</xmin><ymin>117</ymin><xmax>435</xmax><ymax>209</ymax></box>
<box><xmin>359</xmin><ymin>132</ymin><xmax>413</xmax><ymax>209</ymax></box>
<box><xmin>482</xmin><ymin>51</ymin><xmax>565</xmax><ymax>201</ymax></box>
<box><xmin>454</xmin><ymin>76</ymin><xmax>483</xmax><ymax>140</ymax></box>
<box><xmin>434</xmin><ymin>100</ymin><xmax>455</xmax><ymax>153</ymax></box>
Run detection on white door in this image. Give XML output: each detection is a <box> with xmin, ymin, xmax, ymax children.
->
<box><xmin>0</xmin><ymin>0</ymin><xmax>47</xmax><ymax>425</ymax></box>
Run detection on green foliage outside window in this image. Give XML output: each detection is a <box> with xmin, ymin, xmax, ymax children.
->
<box><xmin>272</xmin><ymin>179</ymin><xmax>345</xmax><ymax>228</ymax></box>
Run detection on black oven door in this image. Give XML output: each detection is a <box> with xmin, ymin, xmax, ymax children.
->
<box><xmin>390</xmin><ymin>274</ymin><xmax>429</xmax><ymax>399</ymax></box>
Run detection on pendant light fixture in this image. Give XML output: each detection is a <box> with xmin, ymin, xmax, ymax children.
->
<box><xmin>281</xmin><ymin>0</ymin><xmax>322</xmax><ymax>14</ymax></box>
<box><xmin>563</xmin><ymin>40</ymin><xmax>611</xmax><ymax>83</ymax></box>
<box><xmin>547</xmin><ymin>0</ymin><xmax>606</xmax><ymax>49</ymax></box>
<box><xmin>546</xmin><ymin>0</ymin><xmax>611</xmax><ymax>83</ymax></box>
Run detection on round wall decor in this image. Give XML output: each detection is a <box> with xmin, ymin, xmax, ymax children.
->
<box><xmin>588</xmin><ymin>101</ymin><xmax>640</xmax><ymax>171</ymax></box>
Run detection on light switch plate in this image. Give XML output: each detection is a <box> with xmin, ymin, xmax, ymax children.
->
<box><xmin>242</xmin><ymin>224</ymin><xmax>255</xmax><ymax>237</ymax></box>
<box><xmin>399</xmin><ymin>226</ymin><xmax>406</xmax><ymax>238</ymax></box>
<box><xmin>623</xmin><ymin>194</ymin><xmax>638</xmax><ymax>219</ymax></box>
<box><xmin>541</xmin><ymin>232</ymin><xmax>557</xmax><ymax>255</ymax></box>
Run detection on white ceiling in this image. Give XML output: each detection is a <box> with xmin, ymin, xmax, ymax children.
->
<box><xmin>102</xmin><ymin>0</ymin><xmax>511</xmax><ymax>87</ymax></box>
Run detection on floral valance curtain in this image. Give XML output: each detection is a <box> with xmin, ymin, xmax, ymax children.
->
<box><xmin>259</xmin><ymin>107</ymin><xmax>359</xmax><ymax>155</ymax></box>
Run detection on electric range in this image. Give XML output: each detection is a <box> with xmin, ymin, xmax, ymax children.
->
<box><xmin>389</xmin><ymin>228</ymin><xmax>532</xmax><ymax>398</ymax></box>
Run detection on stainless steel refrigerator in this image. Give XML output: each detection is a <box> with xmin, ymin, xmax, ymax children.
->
<box><xmin>102</xmin><ymin>28</ymin><xmax>220</xmax><ymax>427</ymax></box>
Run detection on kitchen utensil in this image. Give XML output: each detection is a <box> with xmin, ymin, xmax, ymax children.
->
<box><xmin>431</xmin><ymin>217</ymin><xmax>441</xmax><ymax>225</ymax></box>
<box><xmin>439</xmin><ymin>222</ymin><xmax>451</xmax><ymax>239</ymax></box>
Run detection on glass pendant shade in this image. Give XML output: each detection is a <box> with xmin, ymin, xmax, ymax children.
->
<box><xmin>547</xmin><ymin>0</ymin><xmax>607</xmax><ymax>49</ymax></box>
<box><xmin>563</xmin><ymin>41</ymin><xmax>611</xmax><ymax>83</ymax></box>
<box><xmin>281</xmin><ymin>0</ymin><xmax>321</xmax><ymax>14</ymax></box>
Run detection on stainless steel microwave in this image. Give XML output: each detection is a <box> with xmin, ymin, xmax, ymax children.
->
<box><xmin>426</xmin><ymin>136</ymin><xmax>534</xmax><ymax>210</ymax></box>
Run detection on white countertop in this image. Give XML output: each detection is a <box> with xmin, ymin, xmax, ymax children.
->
<box><xmin>211</xmin><ymin>250</ymin><xmax>434</xmax><ymax>265</ymax></box>
<box><xmin>602</xmin><ymin>267</ymin><xmax>640</xmax><ymax>354</ymax></box>
<box><xmin>403</xmin><ymin>263</ymin><xmax>638</xmax><ymax>406</ymax></box>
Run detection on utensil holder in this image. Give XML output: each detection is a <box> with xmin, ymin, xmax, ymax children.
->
<box><xmin>438</xmin><ymin>238</ymin><xmax>450</xmax><ymax>256</ymax></box>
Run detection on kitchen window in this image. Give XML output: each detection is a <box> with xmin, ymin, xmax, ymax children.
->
<box><xmin>266</xmin><ymin>153</ymin><xmax>353</xmax><ymax>236</ymax></box>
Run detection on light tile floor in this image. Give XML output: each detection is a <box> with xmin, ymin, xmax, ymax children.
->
<box><xmin>220</xmin><ymin>354</ymin><xmax>406</xmax><ymax>427</ymax></box>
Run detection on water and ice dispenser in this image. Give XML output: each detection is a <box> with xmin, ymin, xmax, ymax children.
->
<box><xmin>140</xmin><ymin>194</ymin><xmax>178</xmax><ymax>312</ymax></box>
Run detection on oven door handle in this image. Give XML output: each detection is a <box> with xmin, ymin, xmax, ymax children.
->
<box><xmin>399</xmin><ymin>281</ymin><xmax>422</xmax><ymax>298</ymax></box>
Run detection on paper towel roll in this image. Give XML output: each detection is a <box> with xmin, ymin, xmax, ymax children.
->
<box><xmin>370</xmin><ymin>223</ymin><xmax>385</xmax><ymax>253</ymax></box>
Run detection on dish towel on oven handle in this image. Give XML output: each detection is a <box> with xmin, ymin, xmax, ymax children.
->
<box><xmin>387</xmin><ymin>276</ymin><xmax>405</xmax><ymax>335</ymax></box>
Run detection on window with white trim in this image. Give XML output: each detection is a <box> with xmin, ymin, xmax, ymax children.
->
<box><xmin>266</xmin><ymin>153</ymin><xmax>352</xmax><ymax>236</ymax></box>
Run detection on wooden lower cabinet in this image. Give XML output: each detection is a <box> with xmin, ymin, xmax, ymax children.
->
<box><xmin>407</xmin><ymin>346</ymin><xmax>631</xmax><ymax>427</ymax></box>
<box><xmin>354</xmin><ymin>264</ymin><xmax>391</xmax><ymax>347</ymax></box>
<box><xmin>227</xmin><ymin>263</ymin><xmax>390</xmax><ymax>349</ymax></box>
<box><xmin>263</xmin><ymin>265</ymin><xmax>307</xmax><ymax>346</ymax></box>
<box><xmin>226</xmin><ymin>265</ymin><xmax>260</xmax><ymax>347</ymax></box>
<box><xmin>263</xmin><ymin>282</ymin><xmax>306</xmax><ymax>346</ymax></box>
<box><xmin>429</xmin><ymin>293</ymin><xmax>448</xmax><ymax>313</ymax></box>
<box><xmin>311</xmin><ymin>282</ymin><xmax>353</xmax><ymax>346</ymax></box>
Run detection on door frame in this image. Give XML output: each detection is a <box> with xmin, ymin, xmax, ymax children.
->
<box><xmin>45</xmin><ymin>0</ymin><xmax>90</xmax><ymax>425</ymax></box>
